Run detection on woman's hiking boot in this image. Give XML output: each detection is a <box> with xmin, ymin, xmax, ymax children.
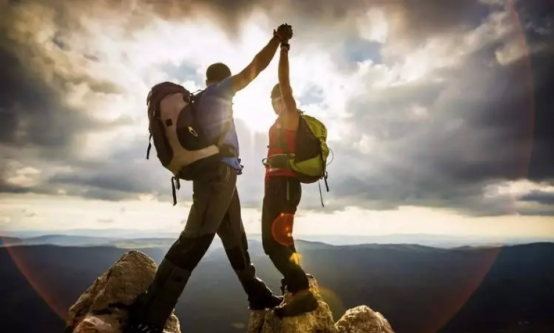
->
<box><xmin>280</xmin><ymin>278</ymin><xmax>287</xmax><ymax>295</ymax></box>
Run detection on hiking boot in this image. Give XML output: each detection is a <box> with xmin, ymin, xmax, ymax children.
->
<box><xmin>123</xmin><ymin>293</ymin><xmax>164</xmax><ymax>333</ymax></box>
<box><xmin>273</xmin><ymin>289</ymin><xmax>319</xmax><ymax>318</ymax></box>
<box><xmin>240</xmin><ymin>275</ymin><xmax>283</xmax><ymax>310</ymax></box>
<box><xmin>123</xmin><ymin>322</ymin><xmax>164</xmax><ymax>333</ymax></box>
<box><xmin>62</xmin><ymin>326</ymin><xmax>74</xmax><ymax>333</ymax></box>
<box><xmin>249</xmin><ymin>293</ymin><xmax>284</xmax><ymax>310</ymax></box>
<box><xmin>280</xmin><ymin>278</ymin><xmax>287</xmax><ymax>295</ymax></box>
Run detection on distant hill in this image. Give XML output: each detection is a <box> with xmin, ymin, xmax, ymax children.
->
<box><xmin>2</xmin><ymin>232</ymin><xmax>553</xmax><ymax>248</ymax></box>
<box><xmin>0</xmin><ymin>236</ymin><xmax>23</xmax><ymax>246</ymax></box>
<box><xmin>0</xmin><ymin>234</ymin><xmax>224</xmax><ymax>251</ymax></box>
<box><xmin>1</xmin><ymin>242</ymin><xmax>553</xmax><ymax>333</ymax></box>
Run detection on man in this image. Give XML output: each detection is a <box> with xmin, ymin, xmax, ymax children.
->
<box><xmin>262</xmin><ymin>25</ymin><xmax>319</xmax><ymax>317</ymax></box>
<box><xmin>124</xmin><ymin>24</ymin><xmax>294</xmax><ymax>333</ymax></box>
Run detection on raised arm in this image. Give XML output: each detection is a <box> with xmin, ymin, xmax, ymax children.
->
<box><xmin>230</xmin><ymin>30</ymin><xmax>283</xmax><ymax>93</ymax></box>
<box><xmin>277</xmin><ymin>25</ymin><xmax>299</xmax><ymax>129</ymax></box>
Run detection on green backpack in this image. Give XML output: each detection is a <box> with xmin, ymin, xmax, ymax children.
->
<box><xmin>271</xmin><ymin>111</ymin><xmax>331</xmax><ymax>206</ymax></box>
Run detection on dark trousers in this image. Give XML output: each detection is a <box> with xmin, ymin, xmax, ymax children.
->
<box><xmin>262</xmin><ymin>176</ymin><xmax>309</xmax><ymax>293</ymax></box>
<box><xmin>137</xmin><ymin>163</ymin><xmax>271</xmax><ymax>327</ymax></box>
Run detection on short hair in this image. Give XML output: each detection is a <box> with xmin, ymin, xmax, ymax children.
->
<box><xmin>206</xmin><ymin>63</ymin><xmax>232</xmax><ymax>83</ymax></box>
<box><xmin>271</xmin><ymin>84</ymin><xmax>281</xmax><ymax>99</ymax></box>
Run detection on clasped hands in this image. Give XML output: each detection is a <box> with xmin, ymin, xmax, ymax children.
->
<box><xmin>274</xmin><ymin>23</ymin><xmax>293</xmax><ymax>44</ymax></box>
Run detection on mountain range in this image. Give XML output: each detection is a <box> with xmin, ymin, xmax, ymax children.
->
<box><xmin>0</xmin><ymin>235</ymin><xmax>553</xmax><ymax>333</ymax></box>
<box><xmin>2</xmin><ymin>231</ymin><xmax>553</xmax><ymax>248</ymax></box>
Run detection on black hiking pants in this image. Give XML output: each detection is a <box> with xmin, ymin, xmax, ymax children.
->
<box><xmin>135</xmin><ymin>162</ymin><xmax>273</xmax><ymax>327</ymax></box>
<box><xmin>262</xmin><ymin>176</ymin><xmax>310</xmax><ymax>293</ymax></box>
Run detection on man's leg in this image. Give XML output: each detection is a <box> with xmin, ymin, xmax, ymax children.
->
<box><xmin>216</xmin><ymin>189</ymin><xmax>282</xmax><ymax>310</ymax></box>
<box><xmin>126</xmin><ymin>163</ymin><xmax>237</xmax><ymax>331</ymax></box>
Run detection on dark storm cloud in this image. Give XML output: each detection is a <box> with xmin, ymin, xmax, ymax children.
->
<box><xmin>0</xmin><ymin>7</ymin><xmax>137</xmax><ymax>200</ymax></box>
<box><xmin>520</xmin><ymin>190</ymin><xmax>554</xmax><ymax>206</ymax></box>
<box><xmin>317</xmin><ymin>38</ymin><xmax>554</xmax><ymax>216</ymax></box>
<box><xmin>202</xmin><ymin>0</ymin><xmax>493</xmax><ymax>42</ymax></box>
<box><xmin>0</xmin><ymin>48</ymin><xmax>127</xmax><ymax>151</ymax></box>
<box><xmin>345</xmin><ymin>79</ymin><xmax>448</xmax><ymax>142</ymax></box>
<box><xmin>76</xmin><ymin>0</ymin><xmax>490</xmax><ymax>39</ymax></box>
<box><xmin>301</xmin><ymin>0</ymin><xmax>554</xmax><ymax>214</ymax></box>
<box><xmin>0</xmin><ymin>0</ymin><xmax>553</xmax><ymax>217</ymax></box>
<box><xmin>527</xmin><ymin>52</ymin><xmax>554</xmax><ymax>182</ymax></box>
<box><xmin>1</xmin><ymin>0</ymin><xmax>498</xmax><ymax>42</ymax></box>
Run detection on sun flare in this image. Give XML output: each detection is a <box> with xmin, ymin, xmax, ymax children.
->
<box><xmin>233</xmin><ymin>86</ymin><xmax>278</xmax><ymax>133</ymax></box>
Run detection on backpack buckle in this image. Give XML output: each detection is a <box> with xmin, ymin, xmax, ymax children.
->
<box><xmin>188</xmin><ymin>126</ymin><xmax>198</xmax><ymax>137</ymax></box>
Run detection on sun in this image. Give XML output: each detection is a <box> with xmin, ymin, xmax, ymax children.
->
<box><xmin>232</xmin><ymin>82</ymin><xmax>278</xmax><ymax>133</ymax></box>
<box><xmin>211</xmin><ymin>16</ymin><xmax>280</xmax><ymax>133</ymax></box>
<box><xmin>128</xmin><ymin>15</ymin><xmax>283</xmax><ymax>133</ymax></box>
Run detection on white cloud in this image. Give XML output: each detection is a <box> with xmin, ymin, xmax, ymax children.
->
<box><xmin>483</xmin><ymin>180</ymin><xmax>554</xmax><ymax>198</ymax></box>
<box><xmin>357</xmin><ymin>8</ymin><xmax>389</xmax><ymax>44</ymax></box>
<box><xmin>3</xmin><ymin>161</ymin><xmax>42</xmax><ymax>188</ymax></box>
<box><xmin>2</xmin><ymin>193</ymin><xmax>553</xmax><ymax>238</ymax></box>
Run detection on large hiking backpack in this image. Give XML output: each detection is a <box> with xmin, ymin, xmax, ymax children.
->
<box><xmin>145</xmin><ymin>82</ymin><xmax>233</xmax><ymax>205</ymax></box>
<box><xmin>268</xmin><ymin>111</ymin><xmax>331</xmax><ymax>206</ymax></box>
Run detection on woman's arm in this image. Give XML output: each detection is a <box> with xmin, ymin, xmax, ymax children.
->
<box><xmin>277</xmin><ymin>27</ymin><xmax>300</xmax><ymax>130</ymax></box>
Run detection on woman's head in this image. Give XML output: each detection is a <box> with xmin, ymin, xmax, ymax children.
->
<box><xmin>271</xmin><ymin>83</ymin><xmax>286</xmax><ymax>116</ymax></box>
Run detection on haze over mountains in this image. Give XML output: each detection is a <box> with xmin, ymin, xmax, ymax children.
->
<box><xmin>1</xmin><ymin>234</ymin><xmax>553</xmax><ymax>333</ymax></box>
<box><xmin>2</xmin><ymin>230</ymin><xmax>553</xmax><ymax>248</ymax></box>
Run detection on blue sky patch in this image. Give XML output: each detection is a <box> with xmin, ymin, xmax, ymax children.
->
<box><xmin>345</xmin><ymin>38</ymin><xmax>383</xmax><ymax>65</ymax></box>
<box><xmin>160</xmin><ymin>61</ymin><xmax>201</xmax><ymax>86</ymax></box>
<box><xmin>298</xmin><ymin>84</ymin><xmax>325</xmax><ymax>106</ymax></box>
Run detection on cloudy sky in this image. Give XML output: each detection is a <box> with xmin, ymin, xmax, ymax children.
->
<box><xmin>0</xmin><ymin>0</ymin><xmax>553</xmax><ymax>238</ymax></box>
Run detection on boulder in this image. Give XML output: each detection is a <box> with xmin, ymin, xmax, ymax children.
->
<box><xmin>65</xmin><ymin>251</ymin><xmax>394</xmax><ymax>333</ymax></box>
<box><xmin>64</xmin><ymin>251</ymin><xmax>180</xmax><ymax>333</ymax></box>
<box><xmin>247</xmin><ymin>275</ymin><xmax>395</xmax><ymax>333</ymax></box>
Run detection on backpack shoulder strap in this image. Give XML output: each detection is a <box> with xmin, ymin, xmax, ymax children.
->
<box><xmin>216</xmin><ymin>118</ymin><xmax>233</xmax><ymax>147</ymax></box>
<box><xmin>188</xmin><ymin>90</ymin><xmax>205</xmax><ymax>124</ymax></box>
<box><xmin>213</xmin><ymin>93</ymin><xmax>235</xmax><ymax>153</ymax></box>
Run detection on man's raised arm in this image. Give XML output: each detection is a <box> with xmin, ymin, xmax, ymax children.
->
<box><xmin>231</xmin><ymin>24</ymin><xmax>291</xmax><ymax>93</ymax></box>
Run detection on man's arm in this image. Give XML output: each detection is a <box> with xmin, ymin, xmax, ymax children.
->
<box><xmin>278</xmin><ymin>42</ymin><xmax>299</xmax><ymax>129</ymax></box>
<box><xmin>230</xmin><ymin>35</ymin><xmax>281</xmax><ymax>93</ymax></box>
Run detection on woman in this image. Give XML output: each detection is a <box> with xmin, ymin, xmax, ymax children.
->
<box><xmin>261</xmin><ymin>24</ymin><xmax>319</xmax><ymax>318</ymax></box>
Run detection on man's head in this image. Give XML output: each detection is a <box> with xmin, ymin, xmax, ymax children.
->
<box><xmin>205</xmin><ymin>63</ymin><xmax>232</xmax><ymax>86</ymax></box>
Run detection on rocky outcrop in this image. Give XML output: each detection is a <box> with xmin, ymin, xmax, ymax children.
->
<box><xmin>64</xmin><ymin>251</ymin><xmax>180</xmax><ymax>333</ymax></box>
<box><xmin>335</xmin><ymin>306</ymin><xmax>395</xmax><ymax>333</ymax></box>
<box><xmin>247</xmin><ymin>275</ymin><xmax>394</xmax><ymax>333</ymax></box>
<box><xmin>65</xmin><ymin>251</ymin><xmax>393</xmax><ymax>333</ymax></box>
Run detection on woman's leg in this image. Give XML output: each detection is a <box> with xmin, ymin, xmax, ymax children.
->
<box><xmin>262</xmin><ymin>177</ymin><xmax>309</xmax><ymax>293</ymax></box>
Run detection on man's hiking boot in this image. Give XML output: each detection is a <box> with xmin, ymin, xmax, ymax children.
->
<box><xmin>123</xmin><ymin>322</ymin><xmax>164</xmax><ymax>333</ymax></box>
<box><xmin>122</xmin><ymin>293</ymin><xmax>165</xmax><ymax>333</ymax></box>
<box><xmin>273</xmin><ymin>288</ymin><xmax>319</xmax><ymax>318</ymax></box>
<box><xmin>248</xmin><ymin>293</ymin><xmax>284</xmax><ymax>310</ymax></box>
<box><xmin>241</xmin><ymin>275</ymin><xmax>283</xmax><ymax>310</ymax></box>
